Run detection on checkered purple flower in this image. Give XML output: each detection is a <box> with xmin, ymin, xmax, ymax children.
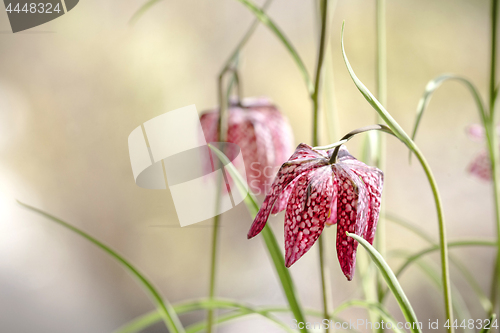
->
<box><xmin>247</xmin><ymin>143</ymin><xmax>383</xmax><ymax>281</ymax></box>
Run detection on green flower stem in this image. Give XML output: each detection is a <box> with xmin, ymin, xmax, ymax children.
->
<box><xmin>208</xmin><ymin>143</ymin><xmax>309</xmax><ymax>333</ymax></box>
<box><xmin>312</xmin><ymin>0</ymin><xmax>329</xmax><ymax>147</ymax></box>
<box><xmin>347</xmin><ymin>233</ymin><xmax>422</xmax><ymax>333</ymax></box>
<box><xmin>332</xmin><ymin>300</ymin><xmax>405</xmax><ymax>333</ymax></box>
<box><xmin>208</xmin><ymin>3</ymin><xmax>274</xmax><ymax>329</ymax></box>
<box><xmin>207</xmin><ymin>200</ymin><xmax>221</xmax><ymax>333</ymax></box>
<box><xmin>313</xmin><ymin>2</ymin><xmax>332</xmax><ymax>331</ymax></box>
<box><xmin>114</xmin><ymin>298</ymin><xmax>307</xmax><ymax>333</ymax></box>
<box><xmin>234</xmin><ymin>0</ymin><xmax>313</xmax><ymax>95</ymax></box>
<box><xmin>374</xmin><ymin>0</ymin><xmax>387</xmax><ymax>313</ymax></box>
<box><xmin>341</xmin><ymin>22</ymin><xmax>453</xmax><ymax>333</ymax></box>
<box><xmin>489</xmin><ymin>0</ymin><xmax>500</xmax><ymax>316</ymax></box>
<box><xmin>18</xmin><ymin>201</ymin><xmax>186</xmax><ymax>333</ymax></box>
<box><xmin>386</xmin><ymin>213</ymin><xmax>494</xmax><ymax>313</ymax></box>
<box><xmin>487</xmin><ymin>125</ymin><xmax>500</xmax><ymax>315</ymax></box>
<box><xmin>384</xmin><ymin>240</ymin><xmax>497</xmax><ymax>297</ymax></box>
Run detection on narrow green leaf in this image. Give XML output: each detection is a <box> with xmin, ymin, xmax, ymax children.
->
<box><xmin>333</xmin><ymin>299</ymin><xmax>407</xmax><ymax>333</ymax></box>
<box><xmin>411</xmin><ymin>260</ymin><xmax>473</xmax><ymax>333</ymax></box>
<box><xmin>208</xmin><ymin>144</ymin><xmax>309</xmax><ymax>333</ymax></box>
<box><xmin>234</xmin><ymin>0</ymin><xmax>313</xmax><ymax>95</ymax></box>
<box><xmin>342</xmin><ymin>22</ymin><xmax>454</xmax><ymax>332</ymax></box>
<box><xmin>479</xmin><ymin>314</ymin><xmax>497</xmax><ymax>333</ymax></box>
<box><xmin>18</xmin><ymin>201</ymin><xmax>185</xmax><ymax>333</ymax></box>
<box><xmin>129</xmin><ymin>0</ymin><xmax>163</xmax><ymax>26</ymax></box>
<box><xmin>386</xmin><ymin>213</ymin><xmax>494</xmax><ymax>313</ymax></box>
<box><xmin>185</xmin><ymin>309</ymin><xmax>294</xmax><ymax>333</ymax></box>
<box><xmin>410</xmin><ymin>74</ymin><xmax>487</xmax><ymax>161</ymax></box>
<box><xmin>347</xmin><ymin>232</ymin><xmax>422</xmax><ymax>333</ymax></box>
<box><xmin>394</xmin><ymin>240</ymin><xmax>496</xmax><ymax>279</ymax></box>
<box><xmin>384</xmin><ymin>213</ymin><xmax>434</xmax><ymax>244</ymax></box>
<box><xmin>340</xmin><ymin>22</ymin><xmax>410</xmax><ymax>147</ymax></box>
<box><xmin>115</xmin><ymin>299</ymin><xmax>326</xmax><ymax>333</ymax></box>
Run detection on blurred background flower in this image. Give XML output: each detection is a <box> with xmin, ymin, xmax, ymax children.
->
<box><xmin>0</xmin><ymin>0</ymin><xmax>496</xmax><ymax>332</ymax></box>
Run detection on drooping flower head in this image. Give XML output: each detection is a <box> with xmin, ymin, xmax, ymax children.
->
<box><xmin>248</xmin><ymin>143</ymin><xmax>383</xmax><ymax>281</ymax></box>
<box><xmin>465</xmin><ymin>124</ymin><xmax>500</xmax><ymax>181</ymax></box>
<box><xmin>200</xmin><ymin>97</ymin><xmax>294</xmax><ymax>195</ymax></box>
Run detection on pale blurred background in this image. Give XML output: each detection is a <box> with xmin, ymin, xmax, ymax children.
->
<box><xmin>0</xmin><ymin>0</ymin><xmax>496</xmax><ymax>332</ymax></box>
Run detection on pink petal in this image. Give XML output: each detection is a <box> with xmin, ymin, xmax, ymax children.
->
<box><xmin>248</xmin><ymin>99</ymin><xmax>294</xmax><ymax>166</ymax></box>
<box><xmin>334</xmin><ymin>165</ymin><xmax>370</xmax><ymax>281</ymax></box>
<box><xmin>271</xmin><ymin>176</ymin><xmax>299</xmax><ymax>214</ymax></box>
<box><xmin>466</xmin><ymin>124</ymin><xmax>485</xmax><ymax>142</ymax></box>
<box><xmin>247</xmin><ymin>144</ymin><xmax>328</xmax><ymax>239</ymax></box>
<box><xmin>325</xmin><ymin>191</ymin><xmax>338</xmax><ymax>226</ymax></box>
<box><xmin>349</xmin><ymin>165</ymin><xmax>383</xmax><ymax>245</ymax></box>
<box><xmin>284</xmin><ymin>166</ymin><xmax>334</xmax><ymax>267</ymax></box>
<box><xmin>468</xmin><ymin>150</ymin><xmax>492</xmax><ymax>181</ymax></box>
<box><xmin>200</xmin><ymin>99</ymin><xmax>295</xmax><ymax>196</ymax></box>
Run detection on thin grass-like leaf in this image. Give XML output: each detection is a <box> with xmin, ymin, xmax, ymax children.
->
<box><xmin>479</xmin><ymin>314</ymin><xmax>497</xmax><ymax>333</ymax></box>
<box><xmin>410</xmin><ymin>74</ymin><xmax>487</xmax><ymax>161</ymax></box>
<box><xmin>208</xmin><ymin>144</ymin><xmax>309</xmax><ymax>332</ymax></box>
<box><xmin>341</xmin><ymin>22</ymin><xmax>453</xmax><ymax>331</ymax></box>
<box><xmin>347</xmin><ymin>232</ymin><xmax>421</xmax><ymax>333</ymax></box>
<box><xmin>394</xmin><ymin>240</ymin><xmax>496</xmax><ymax>279</ymax></box>
<box><xmin>18</xmin><ymin>201</ymin><xmax>185</xmax><ymax>333</ymax></box>
<box><xmin>333</xmin><ymin>299</ymin><xmax>405</xmax><ymax>333</ymax></box>
<box><xmin>412</xmin><ymin>260</ymin><xmax>473</xmax><ymax>333</ymax></box>
<box><xmin>115</xmin><ymin>299</ymin><xmax>326</xmax><ymax>333</ymax></box>
<box><xmin>129</xmin><ymin>0</ymin><xmax>163</xmax><ymax>26</ymax></box>
<box><xmin>386</xmin><ymin>213</ymin><xmax>494</xmax><ymax>312</ymax></box>
<box><xmin>234</xmin><ymin>0</ymin><xmax>313</xmax><ymax>95</ymax></box>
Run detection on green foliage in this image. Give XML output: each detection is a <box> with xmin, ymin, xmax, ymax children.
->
<box><xmin>18</xmin><ymin>201</ymin><xmax>186</xmax><ymax>333</ymax></box>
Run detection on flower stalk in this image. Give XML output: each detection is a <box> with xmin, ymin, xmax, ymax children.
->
<box><xmin>488</xmin><ymin>0</ymin><xmax>500</xmax><ymax>315</ymax></box>
<box><xmin>207</xmin><ymin>2</ymin><xmax>273</xmax><ymax>330</ymax></box>
<box><xmin>341</xmin><ymin>22</ymin><xmax>454</xmax><ymax>333</ymax></box>
<box><xmin>313</xmin><ymin>1</ymin><xmax>332</xmax><ymax>330</ymax></box>
<box><xmin>374</xmin><ymin>0</ymin><xmax>387</xmax><ymax>310</ymax></box>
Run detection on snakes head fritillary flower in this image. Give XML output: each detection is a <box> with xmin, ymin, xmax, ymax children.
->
<box><xmin>200</xmin><ymin>97</ymin><xmax>294</xmax><ymax>195</ymax></box>
<box><xmin>466</xmin><ymin>124</ymin><xmax>500</xmax><ymax>181</ymax></box>
<box><xmin>247</xmin><ymin>143</ymin><xmax>383</xmax><ymax>281</ymax></box>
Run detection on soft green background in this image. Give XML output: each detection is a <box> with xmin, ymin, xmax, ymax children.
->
<box><xmin>0</xmin><ymin>0</ymin><xmax>495</xmax><ymax>332</ymax></box>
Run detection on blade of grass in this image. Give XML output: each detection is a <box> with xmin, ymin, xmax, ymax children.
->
<box><xmin>233</xmin><ymin>0</ymin><xmax>313</xmax><ymax>95</ymax></box>
<box><xmin>379</xmin><ymin>240</ymin><xmax>496</xmax><ymax>310</ymax></box>
<box><xmin>409</xmin><ymin>74</ymin><xmax>487</xmax><ymax>162</ymax></box>
<box><xmin>385</xmin><ymin>213</ymin><xmax>494</xmax><ymax>313</ymax></box>
<box><xmin>333</xmin><ymin>299</ymin><xmax>410</xmax><ymax>333</ymax></box>
<box><xmin>208</xmin><ymin>144</ymin><xmax>309</xmax><ymax>333</ymax></box>
<box><xmin>479</xmin><ymin>314</ymin><xmax>497</xmax><ymax>333</ymax></box>
<box><xmin>393</xmin><ymin>240</ymin><xmax>496</xmax><ymax>281</ymax></box>
<box><xmin>412</xmin><ymin>260</ymin><xmax>473</xmax><ymax>333</ymax></box>
<box><xmin>341</xmin><ymin>22</ymin><xmax>453</xmax><ymax>332</ymax></box>
<box><xmin>129</xmin><ymin>0</ymin><xmax>163</xmax><ymax>25</ymax></box>
<box><xmin>347</xmin><ymin>232</ymin><xmax>421</xmax><ymax>333</ymax></box>
<box><xmin>18</xmin><ymin>201</ymin><xmax>185</xmax><ymax>333</ymax></box>
<box><xmin>115</xmin><ymin>299</ymin><xmax>326</xmax><ymax>333</ymax></box>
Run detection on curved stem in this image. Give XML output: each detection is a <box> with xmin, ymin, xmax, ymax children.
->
<box><xmin>328</xmin><ymin>124</ymin><xmax>394</xmax><ymax>163</ymax></box>
<box><xmin>340</xmin><ymin>23</ymin><xmax>454</xmax><ymax>332</ymax></box>
<box><xmin>411</xmin><ymin>146</ymin><xmax>453</xmax><ymax>330</ymax></box>
<box><xmin>206</xmin><ymin>3</ymin><xmax>275</xmax><ymax>325</ymax></box>
<box><xmin>489</xmin><ymin>0</ymin><xmax>500</xmax><ymax>316</ymax></box>
<box><xmin>374</xmin><ymin>1</ymin><xmax>387</xmax><ymax>318</ymax></box>
<box><xmin>490</xmin><ymin>0</ymin><xmax>498</xmax><ymax>119</ymax></box>
<box><xmin>380</xmin><ymin>240</ymin><xmax>497</xmax><ymax>302</ymax></box>
<box><xmin>313</xmin><ymin>2</ymin><xmax>332</xmax><ymax>331</ymax></box>
<box><xmin>18</xmin><ymin>201</ymin><xmax>185</xmax><ymax>333</ymax></box>
<box><xmin>487</xmin><ymin>126</ymin><xmax>500</xmax><ymax>315</ymax></box>
<box><xmin>312</xmin><ymin>0</ymin><xmax>329</xmax><ymax>147</ymax></box>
